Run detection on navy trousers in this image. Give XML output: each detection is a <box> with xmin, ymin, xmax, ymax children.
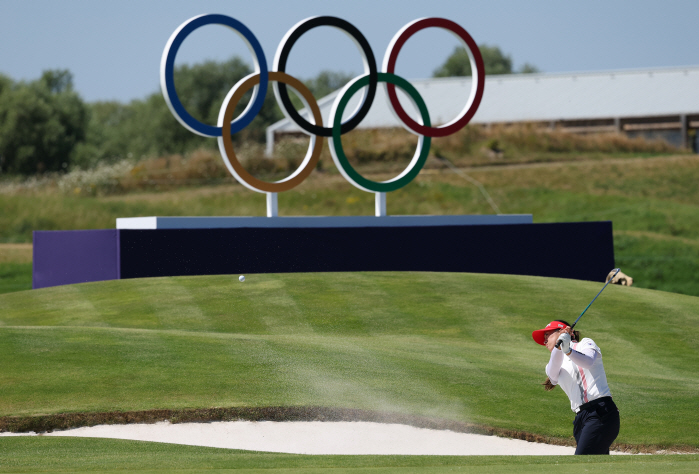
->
<box><xmin>573</xmin><ymin>397</ymin><xmax>620</xmax><ymax>455</ymax></box>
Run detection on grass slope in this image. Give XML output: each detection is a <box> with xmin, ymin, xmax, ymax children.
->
<box><xmin>0</xmin><ymin>244</ymin><xmax>32</xmax><ymax>295</ymax></box>
<box><xmin>1</xmin><ymin>438</ymin><xmax>698</xmax><ymax>473</ymax></box>
<box><xmin>1</xmin><ymin>272</ymin><xmax>697</xmax><ymax>449</ymax></box>
<box><xmin>2</xmin><ymin>154</ymin><xmax>699</xmax><ymax>295</ymax></box>
<box><xmin>0</xmin><ymin>262</ymin><xmax>31</xmax><ymax>294</ymax></box>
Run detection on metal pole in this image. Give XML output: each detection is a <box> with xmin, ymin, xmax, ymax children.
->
<box><xmin>267</xmin><ymin>192</ymin><xmax>278</xmax><ymax>217</ymax></box>
<box><xmin>375</xmin><ymin>192</ymin><xmax>386</xmax><ymax>217</ymax></box>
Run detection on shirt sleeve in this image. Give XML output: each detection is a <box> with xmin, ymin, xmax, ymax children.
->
<box><xmin>566</xmin><ymin>341</ymin><xmax>598</xmax><ymax>369</ymax></box>
<box><xmin>545</xmin><ymin>348</ymin><xmax>564</xmax><ymax>384</ymax></box>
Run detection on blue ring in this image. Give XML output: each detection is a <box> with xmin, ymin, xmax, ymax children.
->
<box><xmin>162</xmin><ymin>14</ymin><xmax>268</xmax><ymax>137</ymax></box>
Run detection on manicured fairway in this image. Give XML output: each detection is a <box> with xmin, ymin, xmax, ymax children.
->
<box><xmin>0</xmin><ymin>437</ymin><xmax>698</xmax><ymax>473</ymax></box>
<box><xmin>1</xmin><ymin>272</ymin><xmax>697</xmax><ymax>452</ymax></box>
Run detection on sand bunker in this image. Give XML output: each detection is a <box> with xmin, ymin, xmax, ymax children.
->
<box><xmin>0</xmin><ymin>420</ymin><xmax>596</xmax><ymax>455</ymax></box>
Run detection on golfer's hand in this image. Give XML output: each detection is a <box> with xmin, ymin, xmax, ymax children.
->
<box><xmin>556</xmin><ymin>333</ymin><xmax>571</xmax><ymax>354</ymax></box>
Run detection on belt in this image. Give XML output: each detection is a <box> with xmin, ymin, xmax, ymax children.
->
<box><xmin>575</xmin><ymin>396</ymin><xmax>613</xmax><ymax>413</ymax></box>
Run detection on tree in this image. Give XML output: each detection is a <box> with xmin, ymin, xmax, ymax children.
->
<box><xmin>433</xmin><ymin>44</ymin><xmax>537</xmax><ymax>77</ymax></box>
<box><xmin>61</xmin><ymin>60</ymin><xmax>360</xmax><ymax>170</ymax></box>
<box><xmin>0</xmin><ymin>70</ymin><xmax>87</xmax><ymax>174</ymax></box>
<box><xmin>73</xmin><ymin>56</ymin><xmax>287</xmax><ymax>167</ymax></box>
<box><xmin>518</xmin><ymin>63</ymin><xmax>540</xmax><ymax>74</ymax></box>
<box><xmin>304</xmin><ymin>70</ymin><xmax>355</xmax><ymax>98</ymax></box>
<box><xmin>170</xmin><ymin>57</ymin><xmax>254</xmax><ymax>126</ymax></box>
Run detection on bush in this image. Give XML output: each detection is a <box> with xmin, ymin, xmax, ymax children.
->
<box><xmin>0</xmin><ymin>70</ymin><xmax>87</xmax><ymax>175</ymax></box>
<box><xmin>57</xmin><ymin>161</ymin><xmax>133</xmax><ymax>196</ymax></box>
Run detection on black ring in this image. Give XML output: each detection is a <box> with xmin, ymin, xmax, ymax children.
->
<box><xmin>274</xmin><ymin>16</ymin><xmax>378</xmax><ymax>137</ymax></box>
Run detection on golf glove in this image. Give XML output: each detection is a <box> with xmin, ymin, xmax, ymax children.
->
<box><xmin>556</xmin><ymin>333</ymin><xmax>571</xmax><ymax>354</ymax></box>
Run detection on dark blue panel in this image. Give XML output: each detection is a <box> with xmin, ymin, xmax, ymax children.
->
<box><xmin>118</xmin><ymin>222</ymin><xmax>614</xmax><ymax>282</ymax></box>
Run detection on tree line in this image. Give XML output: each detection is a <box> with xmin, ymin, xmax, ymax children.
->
<box><xmin>0</xmin><ymin>45</ymin><xmax>535</xmax><ymax>176</ymax></box>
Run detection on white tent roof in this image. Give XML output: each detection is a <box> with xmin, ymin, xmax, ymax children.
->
<box><xmin>266</xmin><ymin>66</ymin><xmax>699</xmax><ymax>151</ymax></box>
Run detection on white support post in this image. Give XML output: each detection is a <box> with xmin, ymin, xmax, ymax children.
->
<box><xmin>266</xmin><ymin>192</ymin><xmax>278</xmax><ymax>217</ymax></box>
<box><xmin>265</xmin><ymin>128</ymin><xmax>275</xmax><ymax>157</ymax></box>
<box><xmin>375</xmin><ymin>192</ymin><xmax>386</xmax><ymax>217</ymax></box>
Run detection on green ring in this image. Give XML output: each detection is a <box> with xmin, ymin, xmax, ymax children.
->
<box><xmin>331</xmin><ymin>72</ymin><xmax>431</xmax><ymax>193</ymax></box>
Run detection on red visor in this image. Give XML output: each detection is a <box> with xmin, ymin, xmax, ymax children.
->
<box><xmin>532</xmin><ymin>321</ymin><xmax>569</xmax><ymax>345</ymax></box>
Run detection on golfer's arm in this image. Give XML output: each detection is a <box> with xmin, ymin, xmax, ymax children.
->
<box><xmin>546</xmin><ymin>349</ymin><xmax>564</xmax><ymax>384</ymax></box>
<box><xmin>566</xmin><ymin>346</ymin><xmax>597</xmax><ymax>369</ymax></box>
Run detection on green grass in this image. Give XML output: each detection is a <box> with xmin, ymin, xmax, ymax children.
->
<box><xmin>1</xmin><ymin>272</ymin><xmax>697</xmax><ymax>449</ymax></box>
<box><xmin>3</xmin><ymin>154</ymin><xmax>699</xmax><ymax>295</ymax></box>
<box><xmin>1</xmin><ymin>438</ymin><xmax>698</xmax><ymax>473</ymax></box>
<box><xmin>0</xmin><ymin>262</ymin><xmax>32</xmax><ymax>294</ymax></box>
<box><xmin>614</xmin><ymin>231</ymin><xmax>699</xmax><ymax>295</ymax></box>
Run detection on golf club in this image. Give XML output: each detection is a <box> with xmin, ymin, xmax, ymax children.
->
<box><xmin>555</xmin><ymin>268</ymin><xmax>621</xmax><ymax>349</ymax></box>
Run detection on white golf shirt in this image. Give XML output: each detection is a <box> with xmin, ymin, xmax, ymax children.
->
<box><xmin>545</xmin><ymin>338</ymin><xmax>612</xmax><ymax>412</ymax></box>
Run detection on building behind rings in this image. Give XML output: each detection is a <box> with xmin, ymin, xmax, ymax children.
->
<box><xmin>267</xmin><ymin>66</ymin><xmax>699</xmax><ymax>155</ymax></box>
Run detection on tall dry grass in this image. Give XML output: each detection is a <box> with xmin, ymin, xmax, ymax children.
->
<box><xmin>0</xmin><ymin>146</ymin><xmax>308</xmax><ymax>197</ymax></box>
<box><xmin>0</xmin><ymin>123</ymin><xmax>686</xmax><ymax>197</ymax></box>
<box><xmin>432</xmin><ymin>123</ymin><xmax>681</xmax><ymax>165</ymax></box>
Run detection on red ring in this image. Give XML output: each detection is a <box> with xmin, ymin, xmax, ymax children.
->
<box><xmin>383</xmin><ymin>18</ymin><xmax>485</xmax><ymax>138</ymax></box>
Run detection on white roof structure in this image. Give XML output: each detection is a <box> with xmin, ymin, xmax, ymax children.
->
<box><xmin>266</xmin><ymin>66</ymin><xmax>699</xmax><ymax>154</ymax></box>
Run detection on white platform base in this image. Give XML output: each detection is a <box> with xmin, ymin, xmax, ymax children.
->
<box><xmin>116</xmin><ymin>215</ymin><xmax>533</xmax><ymax>230</ymax></box>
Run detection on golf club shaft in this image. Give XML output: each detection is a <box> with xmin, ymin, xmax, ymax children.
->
<box><xmin>555</xmin><ymin>268</ymin><xmax>620</xmax><ymax>348</ymax></box>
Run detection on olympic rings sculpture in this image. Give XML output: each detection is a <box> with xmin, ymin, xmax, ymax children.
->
<box><xmin>161</xmin><ymin>14</ymin><xmax>484</xmax><ymax>195</ymax></box>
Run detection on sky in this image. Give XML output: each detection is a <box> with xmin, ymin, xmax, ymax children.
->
<box><xmin>1</xmin><ymin>0</ymin><xmax>698</xmax><ymax>103</ymax></box>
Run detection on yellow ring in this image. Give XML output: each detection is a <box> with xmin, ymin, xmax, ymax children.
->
<box><xmin>218</xmin><ymin>71</ymin><xmax>323</xmax><ymax>193</ymax></box>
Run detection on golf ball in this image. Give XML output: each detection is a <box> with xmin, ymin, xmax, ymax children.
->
<box><xmin>239</xmin><ymin>275</ymin><xmax>245</xmax><ymax>282</ymax></box>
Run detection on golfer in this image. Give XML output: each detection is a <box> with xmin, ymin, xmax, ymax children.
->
<box><xmin>532</xmin><ymin>320</ymin><xmax>620</xmax><ymax>454</ymax></box>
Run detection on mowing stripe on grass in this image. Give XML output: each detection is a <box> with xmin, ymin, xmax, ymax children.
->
<box><xmin>0</xmin><ymin>272</ymin><xmax>697</xmax><ymax>448</ymax></box>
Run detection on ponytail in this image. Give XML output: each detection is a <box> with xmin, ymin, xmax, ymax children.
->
<box><xmin>542</xmin><ymin>377</ymin><xmax>556</xmax><ymax>391</ymax></box>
